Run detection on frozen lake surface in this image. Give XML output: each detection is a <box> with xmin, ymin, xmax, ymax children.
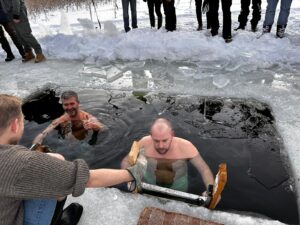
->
<box><xmin>1</xmin><ymin>0</ymin><xmax>300</xmax><ymax>224</ymax></box>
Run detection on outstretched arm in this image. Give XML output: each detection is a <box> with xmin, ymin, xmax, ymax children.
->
<box><xmin>32</xmin><ymin>122</ymin><xmax>58</xmax><ymax>145</ymax></box>
<box><xmin>190</xmin><ymin>154</ymin><xmax>214</xmax><ymax>189</ymax></box>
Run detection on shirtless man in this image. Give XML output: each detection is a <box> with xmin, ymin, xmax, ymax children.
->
<box><xmin>33</xmin><ymin>90</ymin><xmax>103</xmax><ymax>146</ymax></box>
<box><xmin>122</xmin><ymin>118</ymin><xmax>214</xmax><ymax>193</ymax></box>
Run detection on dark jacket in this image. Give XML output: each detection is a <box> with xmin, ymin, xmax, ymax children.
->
<box><xmin>0</xmin><ymin>3</ymin><xmax>9</xmax><ymax>23</ymax></box>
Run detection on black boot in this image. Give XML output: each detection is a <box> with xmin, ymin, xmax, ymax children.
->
<box><xmin>60</xmin><ymin>203</ymin><xmax>83</xmax><ymax>225</ymax></box>
<box><xmin>5</xmin><ymin>54</ymin><xmax>15</xmax><ymax>62</ymax></box>
<box><xmin>262</xmin><ymin>25</ymin><xmax>271</xmax><ymax>34</ymax></box>
<box><xmin>276</xmin><ymin>25</ymin><xmax>286</xmax><ymax>38</ymax></box>
<box><xmin>234</xmin><ymin>25</ymin><xmax>245</xmax><ymax>31</ymax></box>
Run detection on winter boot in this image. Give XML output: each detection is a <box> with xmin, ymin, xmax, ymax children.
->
<box><xmin>224</xmin><ymin>36</ymin><xmax>232</xmax><ymax>43</ymax></box>
<box><xmin>262</xmin><ymin>25</ymin><xmax>271</xmax><ymax>34</ymax></box>
<box><xmin>234</xmin><ymin>25</ymin><xmax>245</xmax><ymax>31</ymax></box>
<box><xmin>22</xmin><ymin>50</ymin><xmax>35</xmax><ymax>62</ymax></box>
<box><xmin>251</xmin><ymin>25</ymin><xmax>257</xmax><ymax>32</ymax></box>
<box><xmin>34</xmin><ymin>53</ymin><xmax>46</xmax><ymax>63</ymax></box>
<box><xmin>5</xmin><ymin>54</ymin><xmax>15</xmax><ymax>62</ymax></box>
<box><xmin>276</xmin><ymin>25</ymin><xmax>286</xmax><ymax>38</ymax></box>
<box><xmin>197</xmin><ymin>24</ymin><xmax>203</xmax><ymax>31</ymax></box>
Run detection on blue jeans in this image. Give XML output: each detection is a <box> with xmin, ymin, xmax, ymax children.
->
<box><xmin>121</xmin><ymin>0</ymin><xmax>137</xmax><ymax>30</ymax></box>
<box><xmin>263</xmin><ymin>0</ymin><xmax>293</xmax><ymax>27</ymax></box>
<box><xmin>24</xmin><ymin>199</ymin><xmax>57</xmax><ymax>225</ymax></box>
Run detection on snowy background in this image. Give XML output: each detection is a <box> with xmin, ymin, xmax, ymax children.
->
<box><xmin>0</xmin><ymin>0</ymin><xmax>300</xmax><ymax>224</ymax></box>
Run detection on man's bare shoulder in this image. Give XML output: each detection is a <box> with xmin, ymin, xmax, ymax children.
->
<box><xmin>138</xmin><ymin>136</ymin><xmax>151</xmax><ymax>146</ymax></box>
<box><xmin>175</xmin><ymin>137</ymin><xmax>199</xmax><ymax>158</ymax></box>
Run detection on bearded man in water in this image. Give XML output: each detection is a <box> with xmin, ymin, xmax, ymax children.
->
<box><xmin>122</xmin><ymin>118</ymin><xmax>214</xmax><ymax>193</ymax></box>
<box><xmin>33</xmin><ymin>90</ymin><xmax>103</xmax><ymax>146</ymax></box>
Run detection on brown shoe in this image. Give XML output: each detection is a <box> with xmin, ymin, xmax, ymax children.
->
<box><xmin>35</xmin><ymin>53</ymin><xmax>46</xmax><ymax>63</ymax></box>
<box><xmin>22</xmin><ymin>51</ymin><xmax>35</xmax><ymax>62</ymax></box>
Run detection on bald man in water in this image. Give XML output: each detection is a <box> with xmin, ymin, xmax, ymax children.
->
<box><xmin>122</xmin><ymin>118</ymin><xmax>214</xmax><ymax>193</ymax></box>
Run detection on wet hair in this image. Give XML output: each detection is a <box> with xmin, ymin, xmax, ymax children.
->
<box><xmin>150</xmin><ymin>117</ymin><xmax>173</xmax><ymax>134</ymax></box>
<box><xmin>61</xmin><ymin>90</ymin><xmax>79</xmax><ymax>103</ymax></box>
<box><xmin>0</xmin><ymin>94</ymin><xmax>22</xmax><ymax>134</ymax></box>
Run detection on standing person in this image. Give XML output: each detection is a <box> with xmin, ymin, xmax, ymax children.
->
<box><xmin>235</xmin><ymin>0</ymin><xmax>262</xmax><ymax>32</ymax></box>
<box><xmin>121</xmin><ymin>0</ymin><xmax>138</xmax><ymax>32</ymax></box>
<box><xmin>0</xmin><ymin>0</ymin><xmax>46</xmax><ymax>63</ymax></box>
<box><xmin>163</xmin><ymin>0</ymin><xmax>176</xmax><ymax>31</ymax></box>
<box><xmin>144</xmin><ymin>0</ymin><xmax>163</xmax><ymax>29</ymax></box>
<box><xmin>209</xmin><ymin>0</ymin><xmax>232</xmax><ymax>43</ymax></box>
<box><xmin>262</xmin><ymin>0</ymin><xmax>293</xmax><ymax>38</ymax></box>
<box><xmin>33</xmin><ymin>90</ymin><xmax>103</xmax><ymax>146</ymax></box>
<box><xmin>121</xmin><ymin>118</ymin><xmax>214</xmax><ymax>193</ymax></box>
<box><xmin>0</xmin><ymin>3</ymin><xmax>25</xmax><ymax>61</ymax></box>
<box><xmin>0</xmin><ymin>94</ymin><xmax>146</xmax><ymax>225</ymax></box>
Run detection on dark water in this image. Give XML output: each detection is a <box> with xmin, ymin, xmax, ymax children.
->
<box><xmin>21</xmin><ymin>87</ymin><xmax>299</xmax><ymax>224</ymax></box>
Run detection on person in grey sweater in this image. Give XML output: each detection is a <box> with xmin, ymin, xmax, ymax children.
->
<box><xmin>0</xmin><ymin>94</ymin><xmax>146</xmax><ymax>225</ymax></box>
<box><xmin>0</xmin><ymin>0</ymin><xmax>45</xmax><ymax>62</ymax></box>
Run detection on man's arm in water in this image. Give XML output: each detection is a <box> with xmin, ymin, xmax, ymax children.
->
<box><xmin>186</xmin><ymin>142</ymin><xmax>214</xmax><ymax>189</ymax></box>
<box><xmin>32</xmin><ymin>119</ymin><xmax>60</xmax><ymax>145</ymax></box>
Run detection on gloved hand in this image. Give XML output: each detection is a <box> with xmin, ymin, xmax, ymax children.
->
<box><xmin>126</xmin><ymin>148</ymin><xmax>147</xmax><ymax>192</ymax></box>
<box><xmin>202</xmin><ymin>0</ymin><xmax>209</xmax><ymax>14</ymax></box>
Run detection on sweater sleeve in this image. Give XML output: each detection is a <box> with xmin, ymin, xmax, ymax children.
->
<box><xmin>11</xmin><ymin>150</ymin><xmax>89</xmax><ymax>199</ymax></box>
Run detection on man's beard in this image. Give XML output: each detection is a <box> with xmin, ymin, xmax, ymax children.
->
<box><xmin>66</xmin><ymin>108</ymin><xmax>78</xmax><ymax>117</ymax></box>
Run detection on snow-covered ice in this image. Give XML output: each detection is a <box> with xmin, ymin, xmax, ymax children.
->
<box><xmin>0</xmin><ymin>0</ymin><xmax>300</xmax><ymax>224</ymax></box>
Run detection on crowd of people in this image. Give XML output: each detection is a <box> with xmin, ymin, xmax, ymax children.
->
<box><xmin>0</xmin><ymin>0</ymin><xmax>294</xmax><ymax>62</ymax></box>
<box><xmin>122</xmin><ymin>0</ymin><xmax>294</xmax><ymax>42</ymax></box>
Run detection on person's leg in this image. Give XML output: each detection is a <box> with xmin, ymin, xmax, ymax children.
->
<box><xmin>130</xmin><ymin>0</ymin><xmax>138</xmax><ymax>28</ymax></box>
<box><xmin>169</xmin><ymin>0</ymin><xmax>176</xmax><ymax>31</ymax></box>
<box><xmin>250</xmin><ymin>0</ymin><xmax>261</xmax><ymax>31</ymax></box>
<box><xmin>195</xmin><ymin>0</ymin><xmax>203</xmax><ymax>30</ymax></box>
<box><xmin>147</xmin><ymin>0</ymin><xmax>155</xmax><ymax>27</ymax></box>
<box><xmin>24</xmin><ymin>199</ymin><xmax>57</xmax><ymax>225</ymax></box>
<box><xmin>277</xmin><ymin>0</ymin><xmax>293</xmax><ymax>26</ymax></box>
<box><xmin>210</xmin><ymin>0</ymin><xmax>220</xmax><ymax>36</ymax></box>
<box><xmin>2</xmin><ymin>21</ymin><xmax>25</xmax><ymax>57</ymax></box>
<box><xmin>155</xmin><ymin>0</ymin><xmax>163</xmax><ymax>29</ymax></box>
<box><xmin>276</xmin><ymin>0</ymin><xmax>292</xmax><ymax>38</ymax></box>
<box><xmin>163</xmin><ymin>0</ymin><xmax>170</xmax><ymax>31</ymax></box>
<box><xmin>15</xmin><ymin>7</ymin><xmax>43</xmax><ymax>55</ymax></box>
<box><xmin>121</xmin><ymin>0</ymin><xmax>130</xmax><ymax>32</ymax></box>
<box><xmin>263</xmin><ymin>0</ymin><xmax>278</xmax><ymax>29</ymax></box>
<box><xmin>222</xmin><ymin>0</ymin><xmax>232</xmax><ymax>41</ymax></box>
<box><xmin>237</xmin><ymin>0</ymin><xmax>250</xmax><ymax>29</ymax></box>
<box><xmin>0</xmin><ymin>25</ymin><xmax>14</xmax><ymax>61</ymax></box>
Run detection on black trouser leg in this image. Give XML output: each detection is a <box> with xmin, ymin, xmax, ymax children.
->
<box><xmin>155</xmin><ymin>0</ymin><xmax>163</xmax><ymax>29</ymax></box>
<box><xmin>222</xmin><ymin>0</ymin><xmax>232</xmax><ymax>38</ymax></box>
<box><xmin>195</xmin><ymin>0</ymin><xmax>203</xmax><ymax>27</ymax></box>
<box><xmin>0</xmin><ymin>25</ymin><xmax>13</xmax><ymax>57</ymax></box>
<box><xmin>238</xmin><ymin>0</ymin><xmax>250</xmax><ymax>27</ymax></box>
<box><xmin>147</xmin><ymin>0</ymin><xmax>155</xmax><ymax>27</ymax></box>
<box><xmin>50</xmin><ymin>198</ymin><xmax>67</xmax><ymax>225</ymax></box>
<box><xmin>1</xmin><ymin>22</ymin><xmax>25</xmax><ymax>57</ymax></box>
<box><xmin>210</xmin><ymin>0</ymin><xmax>219</xmax><ymax>35</ymax></box>
<box><xmin>250</xmin><ymin>0</ymin><xmax>261</xmax><ymax>28</ymax></box>
<box><xmin>170</xmin><ymin>0</ymin><xmax>176</xmax><ymax>31</ymax></box>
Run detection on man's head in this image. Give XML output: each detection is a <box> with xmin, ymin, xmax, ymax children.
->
<box><xmin>150</xmin><ymin>118</ymin><xmax>174</xmax><ymax>155</ymax></box>
<box><xmin>61</xmin><ymin>91</ymin><xmax>80</xmax><ymax>118</ymax></box>
<box><xmin>0</xmin><ymin>94</ymin><xmax>24</xmax><ymax>145</ymax></box>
